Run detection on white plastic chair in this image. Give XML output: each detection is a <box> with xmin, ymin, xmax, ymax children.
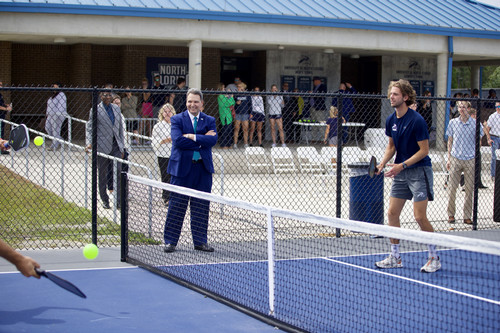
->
<box><xmin>297</xmin><ymin>146</ymin><xmax>324</xmax><ymax>173</ymax></box>
<box><xmin>480</xmin><ymin>146</ymin><xmax>492</xmax><ymax>171</ymax></box>
<box><xmin>245</xmin><ymin>146</ymin><xmax>270</xmax><ymax>174</ymax></box>
<box><xmin>366</xmin><ymin>147</ymin><xmax>392</xmax><ymax>164</ymax></box>
<box><xmin>428</xmin><ymin>151</ymin><xmax>447</xmax><ymax>174</ymax></box>
<box><xmin>341</xmin><ymin>146</ymin><xmax>364</xmax><ymax>169</ymax></box>
<box><xmin>320</xmin><ymin>146</ymin><xmax>338</xmax><ymax>172</ymax></box>
<box><xmin>270</xmin><ymin>146</ymin><xmax>296</xmax><ymax>174</ymax></box>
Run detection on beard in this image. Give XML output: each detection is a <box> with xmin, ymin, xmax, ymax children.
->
<box><xmin>391</xmin><ymin>99</ymin><xmax>405</xmax><ymax>108</ymax></box>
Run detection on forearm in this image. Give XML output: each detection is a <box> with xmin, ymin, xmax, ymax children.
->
<box><xmin>380</xmin><ymin>146</ymin><xmax>396</xmax><ymax>167</ymax></box>
<box><xmin>447</xmin><ymin>137</ymin><xmax>453</xmax><ymax>160</ymax></box>
<box><xmin>484</xmin><ymin>126</ymin><xmax>491</xmax><ymax>141</ymax></box>
<box><xmin>404</xmin><ymin>144</ymin><xmax>429</xmax><ymax>167</ymax></box>
<box><xmin>0</xmin><ymin>239</ymin><xmax>24</xmax><ymax>265</ymax></box>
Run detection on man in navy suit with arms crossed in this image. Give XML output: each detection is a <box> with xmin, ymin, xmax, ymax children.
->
<box><xmin>164</xmin><ymin>88</ymin><xmax>218</xmax><ymax>253</ymax></box>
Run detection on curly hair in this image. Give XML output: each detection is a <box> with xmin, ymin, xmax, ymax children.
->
<box><xmin>387</xmin><ymin>79</ymin><xmax>416</xmax><ymax>106</ymax></box>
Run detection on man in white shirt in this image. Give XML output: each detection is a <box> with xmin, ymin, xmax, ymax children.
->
<box><xmin>45</xmin><ymin>82</ymin><xmax>68</xmax><ymax>151</ymax></box>
<box><xmin>485</xmin><ymin>101</ymin><xmax>500</xmax><ymax>180</ymax></box>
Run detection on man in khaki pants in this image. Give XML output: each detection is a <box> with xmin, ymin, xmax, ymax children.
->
<box><xmin>446</xmin><ymin>101</ymin><xmax>483</xmax><ymax>225</ymax></box>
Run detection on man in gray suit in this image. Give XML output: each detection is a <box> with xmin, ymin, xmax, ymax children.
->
<box><xmin>85</xmin><ymin>92</ymin><xmax>125</xmax><ymax>209</ymax></box>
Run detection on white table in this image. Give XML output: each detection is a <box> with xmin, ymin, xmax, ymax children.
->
<box><xmin>293</xmin><ymin>121</ymin><xmax>326</xmax><ymax>145</ymax></box>
<box><xmin>344</xmin><ymin>122</ymin><xmax>366</xmax><ymax>146</ymax></box>
<box><xmin>293</xmin><ymin>121</ymin><xmax>365</xmax><ymax>145</ymax></box>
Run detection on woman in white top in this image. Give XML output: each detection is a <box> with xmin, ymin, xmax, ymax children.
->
<box><xmin>249</xmin><ymin>86</ymin><xmax>265</xmax><ymax>147</ymax></box>
<box><xmin>152</xmin><ymin>103</ymin><xmax>176</xmax><ymax>205</ymax></box>
<box><xmin>266</xmin><ymin>84</ymin><xmax>286</xmax><ymax>147</ymax></box>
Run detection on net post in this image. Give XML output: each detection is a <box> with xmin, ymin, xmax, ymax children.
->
<box><xmin>147</xmin><ymin>170</ymin><xmax>153</xmax><ymax>238</ymax></box>
<box><xmin>473</xmin><ymin>100</ymin><xmax>482</xmax><ymax>230</ymax></box>
<box><xmin>266</xmin><ymin>207</ymin><xmax>275</xmax><ymax>316</ymax></box>
<box><xmin>335</xmin><ymin>93</ymin><xmax>344</xmax><ymax>237</ymax></box>
<box><xmin>120</xmin><ymin>171</ymin><xmax>128</xmax><ymax>262</ymax></box>
<box><xmin>91</xmin><ymin>86</ymin><xmax>99</xmax><ymax>246</ymax></box>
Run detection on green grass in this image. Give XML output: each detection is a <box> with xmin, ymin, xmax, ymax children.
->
<box><xmin>0</xmin><ymin>165</ymin><xmax>115</xmax><ymax>248</ymax></box>
<box><xmin>0</xmin><ymin>165</ymin><xmax>159</xmax><ymax>249</ymax></box>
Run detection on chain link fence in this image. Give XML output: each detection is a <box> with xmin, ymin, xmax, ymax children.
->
<box><xmin>0</xmin><ymin>86</ymin><xmax>498</xmax><ymax>250</ymax></box>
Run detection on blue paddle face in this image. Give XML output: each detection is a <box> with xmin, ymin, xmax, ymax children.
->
<box><xmin>35</xmin><ymin>268</ymin><xmax>87</xmax><ymax>298</ymax></box>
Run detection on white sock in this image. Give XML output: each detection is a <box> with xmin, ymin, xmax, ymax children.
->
<box><xmin>428</xmin><ymin>244</ymin><xmax>437</xmax><ymax>258</ymax></box>
<box><xmin>391</xmin><ymin>244</ymin><xmax>400</xmax><ymax>259</ymax></box>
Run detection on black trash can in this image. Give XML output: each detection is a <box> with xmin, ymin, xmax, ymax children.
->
<box><xmin>348</xmin><ymin>162</ymin><xmax>384</xmax><ymax>224</ymax></box>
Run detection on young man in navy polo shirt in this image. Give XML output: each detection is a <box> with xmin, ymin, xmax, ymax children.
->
<box><xmin>374</xmin><ymin>79</ymin><xmax>440</xmax><ymax>273</ymax></box>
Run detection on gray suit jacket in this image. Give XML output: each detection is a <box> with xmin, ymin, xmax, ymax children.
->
<box><xmin>86</xmin><ymin>102</ymin><xmax>125</xmax><ymax>154</ymax></box>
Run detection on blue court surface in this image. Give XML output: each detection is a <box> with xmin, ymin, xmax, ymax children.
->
<box><xmin>155</xmin><ymin>249</ymin><xmax>500</xmax><ymax>332</ymax></box>
<box><xmin>0</xmin><ymin>254</ymin><xmax>278</xmax><ymax>333</ymax></box>
<box><xmin>2</xmin><ymin>247</ymin><xmax>499</xmax><ymax>332</ymax></box>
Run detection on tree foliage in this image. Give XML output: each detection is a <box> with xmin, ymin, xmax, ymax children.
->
<box><xmin>452</xmin><ymin>65</ymin><xmax>500</xmax><ymax>90</ymax></box>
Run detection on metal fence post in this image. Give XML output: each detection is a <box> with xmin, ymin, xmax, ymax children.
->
<box><xmin>91</xmin><ymin>87</ymin><xmax>99</xmax><ymax>245</ymax></box>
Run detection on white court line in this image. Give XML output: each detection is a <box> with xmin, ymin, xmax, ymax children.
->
<box><xmin>324</xmin><ymin>257</ymin><xmax>500</xmax><ymax>306</ymax></box>
<box><xmin>0</xmin><ymin>266</ymin><xmax>136</xmax><ymax>275</ymax></box>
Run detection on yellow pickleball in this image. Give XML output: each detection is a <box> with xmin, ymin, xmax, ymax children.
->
<box><xmin>34</xmin><ymin>136</ymin><xmax>44</xmax><ymax>146</ymax></box>
<box><xmin>83</xmin><ymin>244</ymin><xmax>99</xmax><ymax>260</ymax></box>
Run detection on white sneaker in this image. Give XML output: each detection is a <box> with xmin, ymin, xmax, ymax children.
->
<box><xmin>244</xmin><ymin>144</ymin><xmax>249</xmax><ymax>148</ymax></box>
<box><xmin>281</xmin><ymin>143</ymin><xmax>287</xmax><ymax>147</ymax></box>
<box><xmin>233</xmin><ymin>144</ymin><xmax>238</xmax><ymax>149</ymax></box>
<box><xmin>421</xmin><ymin>256</ymin><xmax>441</xmax><ymax>273</ymax></box>
<box><xmin>375</xmin><ymin>255</ymin><xmax>402</xmax><ymax>269</ymax></box>
<box><xmin>271</xmin><ymin>143</ymin><xmax>277</xmax><ymax>148</ymax></box>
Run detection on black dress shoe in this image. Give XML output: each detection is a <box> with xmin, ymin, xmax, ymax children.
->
<box><xmin>1</xmin><ymin>150</ymin><xmax>10</xmax><ymax>155</ymax></box>
<box><xmin>102</xmin><ymin>203</ymin><xmax>110</xmax><ymax>209</ymax></box>
<box><xmin>194</xmin><ymin>244</ymin><xmax>214</xmax><ymax>252</ymax></box>
<box><xmin>164</xmin><ymin>244</ymin><xmax>176</xmax><ymax>253</ymax></box>
<box><xmin>478</xmin><ymin>184</ymin><xmax>488</xmax><ymax>189</ymax></box>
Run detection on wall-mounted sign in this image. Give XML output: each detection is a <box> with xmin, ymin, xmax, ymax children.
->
<box><xmin>146</xmin><ymin>57</ymin><xmax>188</xmax><ymax>88</ymax></box>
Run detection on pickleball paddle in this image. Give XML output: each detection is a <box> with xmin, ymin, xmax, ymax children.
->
<box><xmin>4</xmin><ymin>124</ymin><xmax>29</xmax><ymax>151</ymax></box>
<box><xmin>35</xmin><ymin>268</ymin><xmax>87</xmax><ymax>298</ymax></box>
<box><xmin>368</xmin><ymin>156</ymin><xmax>378</xmax><ymax>178</ymax></box>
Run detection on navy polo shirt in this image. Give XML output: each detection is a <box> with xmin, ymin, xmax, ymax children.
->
<box><xmin>385</xmin><ymin>108</ymin><xmax>431</xmax><ymax>168</ymax></box>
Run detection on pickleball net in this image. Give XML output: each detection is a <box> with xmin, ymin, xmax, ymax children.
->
<box><xmin>121</xmin><ymin>173</ymin><xmax>500</xmax><ymax>333</ymax></box>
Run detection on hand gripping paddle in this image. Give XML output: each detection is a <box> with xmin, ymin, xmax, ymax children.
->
<box><xmin>368</xmin><ymin>156</ymin><xmax>379</xmax><ymax>178</ymax></box>
<box><xmin>35</xmin><ymin>268</ymin><xmax>87</xmax><ymax>298</ymax></box>
<box><xmin>4</xmin><ymin>124</ymin><xmax>29</xmax><ymax>151</ymax></box>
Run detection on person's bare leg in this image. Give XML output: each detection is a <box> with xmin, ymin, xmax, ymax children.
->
<box><xmin>277</xmin><ymin>119</ymin><xmax>285</xmax><ymax>144</ymax></box>
<box><xmin>257</xmin><ymin>122</ymin><xmax>263</xmax><ymax>145</ymax></box>
<box><xmin>270</xmin><ymin>119</ymin><xmax>277</xmax><ymax>144</ymax></box>
<box><xmin>249</xmin><ymin>121</ymin><xmax>256</xmax><ymax>145</ymax></box>
<box><xmin>414</xmin><ymin>199</ymin><xmax>433</xmax><ymax>232</ymax></box>
<box><xmin>242</xmin><ymin>120</ymin><xmax>249</xmax><ymax>144</ymax></box>
<box><xmin>233</xmin><ymin>120</ymin><xmax>241</xmax><ymax>145</ymax></box>
<box><xmin>387</xmin><ymin>197</ymin><xmax>406</xmax><ymax>245</ymax></box>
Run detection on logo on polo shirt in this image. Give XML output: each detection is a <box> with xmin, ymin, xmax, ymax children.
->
<box><xmin>392</xmin><ymin>124</ymin><xmax>397</xmax><ymax>132</ymax></box>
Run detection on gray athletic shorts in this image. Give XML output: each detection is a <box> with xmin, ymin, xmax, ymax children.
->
<box><xmin>328</xmin><ymin>136</ymin><xmax>338</xmax><ymax>146</ymax></box>
<box><xmin>390</xmin><ymin>166</ymin><xmax>434</xmax><ymax>202</ymax></box>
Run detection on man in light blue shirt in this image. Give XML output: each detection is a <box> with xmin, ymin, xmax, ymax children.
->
<box><xmin>446</xmin><ymin>101</ymin><xmax>483</xmax><ymax>225</ymax></box>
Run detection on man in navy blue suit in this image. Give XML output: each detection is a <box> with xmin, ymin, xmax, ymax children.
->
<box><xmin>163</xmin><ymin>88</ymin><xmax>218</xmax><ymax>253</ymax></box>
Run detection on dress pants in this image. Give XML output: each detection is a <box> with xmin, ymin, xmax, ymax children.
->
<box><xmin>97</xmin><ymin>139</ymin><xmax>122</xmax><ymax>206</ymax></box>
<box><xmin>45</xmin><ymin>114</ymin><xmax>66</xmax><ymax>149</ymax></box>
<box><xmin>164</xmin><ymin>162</ymin><xmax>212</xmax><ymax>246</ymax></box>
<box><xmin>447</xmin><ymin>156</ymin><xmax>474</xmax><ymax>219</ymax></box>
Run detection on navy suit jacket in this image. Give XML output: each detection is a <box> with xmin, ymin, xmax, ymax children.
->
<box><xmin>312</xmin><ymin>83</ymin><xmax>327</xmax><ymax>110</ymax></box>
<box><xmin>167</xmin><ymin>110</ymin><xmax>218</xmax><ymax>178</ymax></box>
